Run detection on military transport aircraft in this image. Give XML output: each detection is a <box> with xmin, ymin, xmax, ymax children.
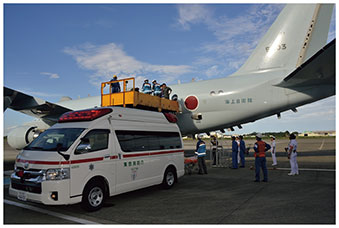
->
<box><xmin>4</xmin><ymin>4</ymin><xmax>335</xmax><ymax>149</ymax></box>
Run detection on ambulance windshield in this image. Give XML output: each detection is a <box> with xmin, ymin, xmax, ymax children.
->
<box><xmin>25</xmin><ymin>128</ymin><xmax>85</xmax><ymax>152</ymax></box>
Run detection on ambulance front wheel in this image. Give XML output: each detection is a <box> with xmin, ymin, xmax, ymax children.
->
<box><xmin>82</xmin><ymin>180</ymin><xmax>106</xmax><ymax>212</ymax></box>
<box><xmin>162</xmin><ymin>166</ymin><xmax>177</xmax><ymax>189</ymax></box>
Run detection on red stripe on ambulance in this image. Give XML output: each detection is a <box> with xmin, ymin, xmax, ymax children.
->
<box><xmin>16</xmin><ymin>150</ymin><xmax>183</xmax><ymax>165</ymax></box>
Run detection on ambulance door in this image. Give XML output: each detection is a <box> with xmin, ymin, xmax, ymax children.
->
<box><xmin>70</xmin><ymin>129</ymin><xmax>116</xmax><ymax>199</ymax></box>
<box><xmin>114</xmin><ymin>130</ymin><xmax>153</xmax><ymax>193</ymax></box>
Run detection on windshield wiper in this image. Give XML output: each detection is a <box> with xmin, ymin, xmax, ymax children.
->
<box><xmin>26</xmin><ymin>146</ymin><xmax>43</xmax><ymax>150</ymax></box>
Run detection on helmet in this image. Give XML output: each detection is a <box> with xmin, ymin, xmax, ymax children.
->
<box><xmin>144</xmin><ymin>79</ymin><xmax>149</xmax><ymax>82</ymax></box>
<box><xmin>113</xmin><ymin>75</ymin><xmax>117</xmax><ymax>79</ymax></box>
<box><xmin>256</xmin><ymin>133</ymin><xmax>262</xmax><ymax>139</ymax></box>
<box><xmin>270</xmin><ymin>135</ymin><xmax>275</xmax><ymax>139</ymax></box>
<box><xmin>152</xmin><ymin>80</ymin><xmax>156</xmax><ymax>83</ymax></box>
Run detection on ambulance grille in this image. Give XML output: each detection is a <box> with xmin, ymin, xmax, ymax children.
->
<box><xmin>11</xmin><ymin>179</ymin><xmax>42</xmax><ymax>194</ymax></box>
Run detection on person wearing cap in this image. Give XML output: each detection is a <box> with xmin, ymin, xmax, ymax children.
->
<box><xmin>195</xmin><ymin>134</ymin><xmax>208</xmax><ymax>175</ymax></box>
<box><xmin>287</xmin><ymin>133</ymin><xmax>299</xmax><ymax>176</ymax></box>
<box><xmin>270</xmin><ymin>135</ymin><xmax>278</xmax><ymax>167</ymax></box>
<box><xmin>142</xmin><ymin>79</ymin><xmax>152</xmax><ymax>94</ymax></box>
<box><xmin>239</xmin><ymin>135</ymin><xmax>246</xmax><ymax>168</ymax></box>
<box><xmin>253</xmin><ymin>133</ymin><xmax>271</xmax><ymax>182</ymax></box>
<box><xmin>110</xmin><ymin>75</ymin><xmax>121</xmax><ymax>93</ymax></box>
<box><xmin>152</xmin><ymin>80</ymin><xmax>162</xmax><ymax>97</ymax></box>
<box><xmin>231</xmin><ymin>136</ymin><xmax>238</xmax><ymax>169</ymax></box>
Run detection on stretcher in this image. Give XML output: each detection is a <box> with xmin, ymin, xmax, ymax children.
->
<box><xmin>184</xmin><ymin>156</ymin><xmax>198</xmax><ymax>175</ymax></box>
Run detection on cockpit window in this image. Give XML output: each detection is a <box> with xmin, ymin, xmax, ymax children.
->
<box><xmin>24</xmin><ymin>128</ymin><xmax>85</xmax><ymax>152</ymax></box>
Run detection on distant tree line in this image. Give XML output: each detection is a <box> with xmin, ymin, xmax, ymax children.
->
<box><xmin>245</xmin><ymin>131</ymin><xmax>299</xmax><ymax>138</ymax></box>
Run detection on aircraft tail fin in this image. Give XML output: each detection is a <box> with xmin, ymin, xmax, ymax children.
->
<box><xmin>235</xmin><ymin>4</ymin><xmax>334</xmax><ymax>75</ymax></box>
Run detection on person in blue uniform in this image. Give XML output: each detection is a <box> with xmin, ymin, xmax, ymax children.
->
<box><xmin>195</xmin><ymin>135</ymin><xmax>208</xmax><ymax>175</ymax></box>
<box><xmin>231</xmin><ymin>136</ymin><xmax>238</xmax><ymax>169</ymax></box>
<box><xmin>110</xmin><ymin>75</ymin><xmax>121</xmax><ymax>93</ymax></box>
<box><xmin>141</xmin><ymin>79</ymin><xmax>152</xmax><ymax>94</ymax></box>
<box><xmin>239</xmin><ymin>135</ymin><xmax>246</xmax><ymax>168</ymax></box>
<box><xmin>152</xmin><ymin>80</ymin><xmax>162</xmax><ymax>97</ymax></box>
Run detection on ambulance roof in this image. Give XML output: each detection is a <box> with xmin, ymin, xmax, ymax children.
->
<box><xmin>53</xmin><ymin>107</ymin><xmax>177</xmax><ymax>130</ymax></box>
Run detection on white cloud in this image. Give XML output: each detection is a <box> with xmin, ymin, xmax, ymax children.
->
<box><xmin>282</xmin><ymin>96</ymin><xmax>336</xmax><ymax>121</ymax></box>
<box><xmin>176</xmin><ymin>4</ymin><xmax>212</xmax><ymax>30</ymax></box>
<box><xmin>175</xmin><ymin>4</ymin><xmax>285</xmax><ymax>75</ymax></box>
<box><xmin>64</xmin><ymin>42</ymin><xmax>193</xmax><ymax>86</ymax></box>
<box><xmin>327</xmin><ymin>6</ymin><xmax>336</xmax><ymax>42</ymax></box>
<box><xmin>205</xmin><ymin>65</ymin><xmax>220</xmax><ymax>78</ymax></box>
<box><xmin>40</xmin><ymin>72</ymin><xmax>60</xmax><ymax>79</ymax></box>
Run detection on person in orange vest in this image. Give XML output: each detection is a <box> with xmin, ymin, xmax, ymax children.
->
<box><xmin>253</xmin><ymin>133</ymin><xmax>271</xmax><ymax>182</ymax></box>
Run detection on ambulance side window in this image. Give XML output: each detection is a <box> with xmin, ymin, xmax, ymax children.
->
<box><xmin>116</xmin><ymin>130</ymin><xmax>182</xmax><ymax>152</ymax></box>
<box><xmin>76</xmin><ymin>129</ymin><xmax>110</xmax><ymax>154</ymax></box>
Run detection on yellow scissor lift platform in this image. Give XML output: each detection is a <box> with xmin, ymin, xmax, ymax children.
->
<box><xmin>101</xmin><ymin>77</ymin><xmax>179</xmax><ymax>113</ymax></box>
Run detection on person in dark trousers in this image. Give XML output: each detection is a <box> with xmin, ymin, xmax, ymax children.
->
<box><xmin>253</xmin><ymin>133</ymin><xmax>271</xmax><ymax>182</ymax></box>
<box><xmin>239</xmin><ymin>135</ymin><xmax>246</xmax><ymax>168</ymax></box>
<box><xmin>211</xmin><ymin>135</ymin><xmax>218</xmax><ymax>166</ymax></box>
<box><xmin>110</xmin><ymin>75</ymin><xmax>121</xmax><ymax>93</ymax></box>
<box><xmin>161</xmin><ymin>83</ymin><xmax>172</xmax><ymax>99</ymax></box>
<box><xmin>231</xmin><ymin>136</ymin><xmax>238</xmax><ymax>169</ymax></box>
<box><xmin>195</xmin><ymin>135</ymin><xmax>208</xmax><ymax>175</ymax></box>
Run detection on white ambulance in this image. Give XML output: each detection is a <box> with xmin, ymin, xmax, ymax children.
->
<box><xmin>9</xmin><ymin>107</ymin><xmax>184</xmax><ymax>211</ymax></box>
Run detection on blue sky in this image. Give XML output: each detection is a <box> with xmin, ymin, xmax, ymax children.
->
<box><xmin>3</xmin><ymin>3</ymin><xmax>336</xmax><ymax>135</ymax></box>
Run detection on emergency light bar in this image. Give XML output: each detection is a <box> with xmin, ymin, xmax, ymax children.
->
<box><xmin>59</xmin><ymin>108</ymin><xmax>112</xmax><ymax>123</ymax></box>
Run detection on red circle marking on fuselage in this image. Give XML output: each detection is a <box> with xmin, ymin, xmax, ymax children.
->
<box><xmin>184</xmin><ymin>95</ymin><xmax>199</xmax><ymax>110</ymax></box>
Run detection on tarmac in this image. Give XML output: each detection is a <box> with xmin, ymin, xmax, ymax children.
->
<box><xmin>3</xmin><ymin>137</ymin><xmax>336</xmax><ymax>224</ymax></box>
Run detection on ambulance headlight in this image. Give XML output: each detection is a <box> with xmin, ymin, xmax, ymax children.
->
<box><xmin>46</xmin><ymin>168</ymin><xmax>70</xmax><ymax>180</ymax></box>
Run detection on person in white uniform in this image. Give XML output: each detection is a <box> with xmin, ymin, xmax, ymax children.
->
<box><xmin>270</xmin><ymin>135</ymin><xmax>278</xmax><ymax>167</ymax></box>
<box><xmin>287</xmin><ymin>133</ymin><xmax>299</xmax><ymax>176</ymax></box>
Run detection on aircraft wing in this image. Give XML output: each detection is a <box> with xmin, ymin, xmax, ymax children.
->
<box><xmin>276</xmin><ymin>39</ymin><xmax>335</xmax><ymax>88</ymax></box>
<box><xmin>4</xmin><ymin>87</ymin><xmax>72</xmax><ymax>124</ymax></box>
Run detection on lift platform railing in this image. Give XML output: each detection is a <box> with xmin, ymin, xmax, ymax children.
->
<box><xmin>101</xmin><ymin>77</ymin><xmax>135</xmax><ymax>108</ymax></box>
<box><xmin>101</xmin><ymin>77</ymin><xmax>179</xmax><ymax>113</ymax></box>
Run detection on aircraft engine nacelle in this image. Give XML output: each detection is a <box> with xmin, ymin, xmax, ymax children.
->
<box><xmin>7</xmin><ymin>122</ymin><xmax>49</xmax><ymax>150</ymax></box>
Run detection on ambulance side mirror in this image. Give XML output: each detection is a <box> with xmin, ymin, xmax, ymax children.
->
<box><xmin>75</xmin><ymin>138</ymin><xmax>92</xmax><ymax>154</ymax></box>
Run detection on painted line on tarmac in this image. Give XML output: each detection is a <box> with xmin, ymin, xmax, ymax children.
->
<box><xmin>318</xmin><ymin>139</ymin><xmax>325</xmax><ymax>150</ymax></box>
<box><xmin>276</xmin><ymin>167</ymin><xmax>335</xmax><ymax>172</ymax></box>
<box><xmin>4</xmin><ymin>199</ymin><xmax>101</xmax><ymax>224</ymax></box>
